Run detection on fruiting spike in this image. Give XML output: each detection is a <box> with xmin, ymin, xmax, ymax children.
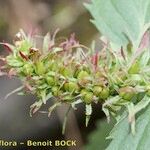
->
<box><xmin>1</xmin><ymin>29</ymin><xmax>149</xmax><ymax>133</ymax></box>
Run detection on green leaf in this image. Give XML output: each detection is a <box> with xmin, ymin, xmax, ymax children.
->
<box><xmin>85</xmin><ymin>0</ymin><xmax>150</xmax><ymax>49</ymax></box>
<box><xmin>19</xmin><ymin>40</ymin><xmax>32</xmax><ymax>54</ymax></box>
<box><xmin>85</xmin><ymin>119</ymin><xmax>115</xmax><ymax>150</ymax></box>
<box><xmin>106</xmin><ymin>97</ymin><xmax>150</xmax><ymax>150</ymax></box>
<box><xmin>6</xmin><ymin>55</ymin><xmax>24</xmax><ymax>67</ymax></box>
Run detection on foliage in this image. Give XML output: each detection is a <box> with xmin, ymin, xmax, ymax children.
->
<box><xmin>85</xmin><ymin>0</ymin><xmax>150</xmax><ymax>49</ymax></box>
<box><xmin>106</xmin><ymin>101</ymin><xmax>150</xmax><ymax>150</ymax></box>
<box><xmin>85</xmin><ymin>0</ymin><xmax>150</xmax><ymax>149</ymax></box>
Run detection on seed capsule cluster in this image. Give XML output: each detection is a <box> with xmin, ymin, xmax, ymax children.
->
<box><xmin>0</xmin><ymin>30</ymin><xmax>150</xmax><ymax>126</ymax></box>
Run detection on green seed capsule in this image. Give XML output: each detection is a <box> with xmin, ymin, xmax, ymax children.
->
<box><xmin>99</xmin><ymin>88</ymin><xmax>109</xmax><ymax>100</ymax></box>
<box><xmin>81</xmin><ymin>90</ymin><xmax>93</xmax><ymax>104</ymax></box>
<box><xmin>46</xmin><ymin>76</ymin><xmax>55</xmax><ymax>86</ymax></box>
<box><xmin>61</xmin><ymin>67</ymin><xmax>73</xmax><ymax>77</ymax></box>
<box><xmin>51</xmin><ymin>86</ymin><xmax>62</xmax><ymax>96</ymax></box>
<box><xmin>119</xmin><ymin>86</ymin><xmax>136</xmax><ymax>101</ymax></box>
<box><xmin>64</xmin><ymin>83</ymin><xmax>69</xmax><ymax>91</ymax></box>
<box><xmin>64</xmin><ymin>82</ymin><xmax>79</xmax><ymax>93</ymax></box>
<box><xmin>77</xmin><ymin>70</ymin><xmax>91</xmax><ymax>86</ymax></box>
<box><xmin>81</xmin><ymin>89</ymin><xmax>87</xmax><ymax>96</ymax></box>
<box><xmin>77</xmin><ymin>70</ymin><xmax>90</xmax><ymax>80</ymax></box>
<box><xmin>93</xmin><ymin>86</ymin><xmax>102</xmax><ymax>96</ymax></box>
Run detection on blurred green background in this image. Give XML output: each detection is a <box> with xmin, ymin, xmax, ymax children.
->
<box><xmin>0</xmin><ymin>0</ymin><xmax>105</xmax><ymax>150</ymax></box>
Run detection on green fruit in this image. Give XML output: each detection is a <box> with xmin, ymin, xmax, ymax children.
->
<box><xmin>128</xmin><ymin>60</ymin><xmax>140</xmax><ymax>74</ymax></box>
<box><xmin>81</xmin><ymin>90</ymin><xmax>93</xmax><ymax>104</ymax></box>
<box><xmin>81</xmin><ymin>89</ymin><xmax>87</xmax><ymax>96</ymax></box>
<box><xmin>51</xmin><ymin>86</ymin><xmax>62</xmax><ymax>96</ymax></box>
<box><xmin>77</xmin><ymin>70</ymin><xmax>90</xmax><ymax>80</ymax></box>
<box><xmin>99</xmin><ymin>88</ymin><xmax>109</xmax><ymax>100</ymax></box>
<box><xmin>61</xmin><ymin>67</ymin><xmax>72</xmax><ymax>77</ymax></box>
<box><xmin>64</xmin><ymin>82</ymin><xmax>79</xmax><ymax>92</ymax></box>
<box><xmin>46</xmin><ymin>76</ymin><xmax>55</xmax><ymax>86</ymax></box>
<box><xmin>119</xmin><ymin>86</ymin><xmax>136</xmax><ymax>101</ymax></box>
<box><xmin>64</xmin><ymin>83</ymin><xmax>69</xmax><ymax>91</ymax></box>
<box><xmin>35</xmin><ymin>61</ymin><xmax>45</xmax><ymax>75</ymax></box>
<box><xmin>93</xmin><ymin>86</ymin><xmax>102</xmax><ymax>96</ymax></box>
